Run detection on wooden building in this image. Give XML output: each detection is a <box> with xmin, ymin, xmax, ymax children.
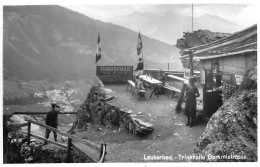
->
<box><xmin>180</xmin><ymin>24</ymin><xmax>257</xmax><ymax>117</ymax></box>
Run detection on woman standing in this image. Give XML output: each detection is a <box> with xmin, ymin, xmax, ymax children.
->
<box><xmin>185</xmin><ymin>77</ymin><xmax>200</xmax><ymax>127</ymax></box>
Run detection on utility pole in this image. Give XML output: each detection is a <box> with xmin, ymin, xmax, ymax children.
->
<box><xmin>192</xmin><ymin>4</ymin><xmax>193</xmax><ymax>32</ymax></box>
<box><xmin>189</xmin><ymin>52</ymin><xmax>194</xmax><ymax>76</ymax></box>
<box><xmin>190</xmin><ymin>3</ymin><xmax>194</xmax><ymax>77</ymax></box>
<box><xmin>175</xmin><ymin>4</ymin><xmax>194</xmax><ymax>112</ymax></box>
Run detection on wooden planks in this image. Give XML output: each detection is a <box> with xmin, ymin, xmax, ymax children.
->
<box><xmin>20</xmin><ymin>131</ymin><xmax>67</xmax><ymax>149</ymax></box>
<box><xmin>72</xmin><ymin>141</ymin><xmax>100</xmax><ymax>162</ymax></box>
<box><xmin>19</xmin><ymin>120</ymin><xmax>105</xmax><ymax>163</ymax></box>
<box><xmin>28</xmin><ymin>120</ymin><xmax>100</xmax><ymax>151</ymax></box>
<box><xmin>163</xmin><ymin>85</ymin><xmax>181</xmax><ymax>93</ymax></box>
<box><xmin>167</xmin><ymin>74</ymin><xmax>189</xmax><ymax>83</ymax></box>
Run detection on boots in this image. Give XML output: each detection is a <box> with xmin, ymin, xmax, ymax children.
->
<box><xmin>186</xmin><ymin>116</ymin><xmax>190</xmax><ymax>126</ymax></box>
<box><xmin>54</xmin><ymin>132</ymin><xmax>58</xmax><ymax>142</ymax></box>
<box><xmin>189</xmin><ymin>117</ymin><xmax>193</xmax><ymax>128</ymax></box>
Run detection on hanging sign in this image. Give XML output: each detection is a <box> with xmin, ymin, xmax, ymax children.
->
<box><xmin>96</xmin><ymin>66</ymin><xmax>133</xmax><ymax>83</ymax></box>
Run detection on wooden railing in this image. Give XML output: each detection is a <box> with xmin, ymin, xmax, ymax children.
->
<box><xmin>13</xmin><ymin>112</ymin><xmax>77</xmax><ymax>115</ymax></box>
<box><xmin>19</xmin><ymin>120</ymin><xmax>106</xmax><ymax>163</ymax></box>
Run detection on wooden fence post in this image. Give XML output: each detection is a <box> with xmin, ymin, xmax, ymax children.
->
<box><xmin>175</xmin><ymin>83</ymin><xmax>187</xmax><ymax>112</ymax></box>
<box><xmin>99</xmin><ymin>143</ymin><xmax>104</xmax><ymax>160</ymax></box>
<box><xmin>203</xmin><ymin>84</ymin><xmax>206</xmax><ymax>115</ymax></box>
<box><xmin>66</xmin><ymin>138</ymin><xmax>72</xmax><ymax>163</ymax></box>
<box><xmin>27</xmin><ymin>122</ymin><xmax>31</xmax><ymax>145</ymax></box>
<box><xmin>104</xmin><ymin>144</ymin><xmax>107</xmax><ymax>162</ymax></box>
<box><xmin>189</xmin><ymin>52</ymin><xmax>194</xmax><ymax>76</ymax></box>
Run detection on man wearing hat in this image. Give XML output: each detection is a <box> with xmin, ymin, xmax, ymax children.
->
<box><xmin>184</xmin><ymin>77</ymin><xmax>200</xmax><ymax>127</ymax></box>
<box><xmin>44</xmin><ymin>103</ymin><xmax>61</xmax><ymax>144</ymax></box>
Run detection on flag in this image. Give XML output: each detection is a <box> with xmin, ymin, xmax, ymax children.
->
<box><xmin>136</xmin><ymin>31</ymin><xmax>143</xmax><ymax>56</ymax></box>
<box><xmin>96</xmin><ymin>33</ymin><xmax>101</xmax><ymax>63</ymax></box>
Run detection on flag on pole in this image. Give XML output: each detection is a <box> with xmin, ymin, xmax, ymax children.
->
<box><xmin>96</xmin><ymin>33</ymin><xmax>101</xmax><ymax>63</ymax></box>
<box><xmin>136</xmin><ymin>31</ymin><xmax>143</xmax><ymax>56</ymax></box>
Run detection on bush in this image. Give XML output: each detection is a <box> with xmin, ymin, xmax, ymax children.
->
<box><xmin>240</xmin><ymin>64</ymin><xmax>257</xmax><ymax>90</ymax></box>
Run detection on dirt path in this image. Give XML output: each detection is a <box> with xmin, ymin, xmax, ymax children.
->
<box><xmin>84</xmin><ymin>84</ymin><xmax>207</xmax><ymax>162</ymax></box>
<box><xmin>5</xmin><ymin>83</ymin><xmax>206</xmax><ymax>162</ymax></box>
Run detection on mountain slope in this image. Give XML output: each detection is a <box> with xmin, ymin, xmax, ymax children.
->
<box><xmin>3</xmin><ymin>6</ymin><xmax>182</xmax><ymax>82</ymax></box>
<box><xmin>109</xmin><ymin>12</ymin><xmax>244</xmax><ymax>44</ymax></box>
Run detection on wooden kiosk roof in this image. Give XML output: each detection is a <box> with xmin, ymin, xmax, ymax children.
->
<box><xmin>180</xmin><ymin>24</ymin><xmax>257</xmax><ymax>61</ymax></box>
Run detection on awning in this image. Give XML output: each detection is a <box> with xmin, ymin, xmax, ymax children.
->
<box><xmin>193</xmin><ymin>49</ymin><xmax>257</xmax><ymax>61</ymax></box>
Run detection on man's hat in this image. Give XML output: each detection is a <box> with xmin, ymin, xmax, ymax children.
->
<box><xmin>51</xmin><ymin>103</ymin><xmax>60</xmax><ymax>108</ymax></box>
<box><xmin>189</xmin><ymin>76</ymin><xmax>195</xmax><ymax>82</ymax></box>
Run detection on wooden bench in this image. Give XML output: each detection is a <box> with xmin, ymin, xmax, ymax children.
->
<box><xmin>163</xmin><ymin>85</ymin><xmax>181</xmax><ymax>94</ymax></box>
<box><xmin>126</xmin><ymin>80</ymin><xmax>137</xmax><ymax>95</ymax></box>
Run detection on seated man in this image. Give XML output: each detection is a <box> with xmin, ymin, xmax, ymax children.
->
<box><xmin>157</xmin><ymin>69</ymin><xmax>166</xmax><ymax>94</ymax></box>
<box><xmin>135</xmin><ymin>75</ymin><xmax>140</xmax><ymax>85</ymax></box>
<box><xmin>136</xmin><ymin>78</ymin><xmax>146</xmax><ymax>99</ymax></box>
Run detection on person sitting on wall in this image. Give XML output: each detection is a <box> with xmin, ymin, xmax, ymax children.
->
<box><xmin>156</xmin><ymin>69</ymin><xmax>166</xmax><ymax>94</ymax></box>
<box><xmin>134</xmin><ymin>58</ymin><xmax>144</xmax><ymax>75</ymax></box>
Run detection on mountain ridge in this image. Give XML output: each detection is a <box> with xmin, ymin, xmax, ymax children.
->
<box><xmin>3</xmin><ymin>5</ymin><xmax>182</xmax><ymax>83</ymax></box>
<box><xmin>109</xmin><ymin>11</ymin><xmax>244</xmax><ymax>44</ymax></box>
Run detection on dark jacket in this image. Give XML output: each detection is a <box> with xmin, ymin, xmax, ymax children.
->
<box><xmin>184</xmin><ymin>86</ymin><xmax>199</xmax><ymax>117</ymax></box>
<box><xmin>134</xmin><ymin>61</ymin><xmax>144</xmax><ymax>71</ymax></box>
<box><xmin>45</xmin><ymin>110</ymin><xmax>59</xmax><ymax>127</ymax></box>
<box><xmin>157</xmin><ymin>73</ymin><xmax>166</xmax><ymax>84</ymax></box>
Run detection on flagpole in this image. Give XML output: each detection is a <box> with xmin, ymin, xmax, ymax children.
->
<box><xmin>96</xmin><ymin>61</ymin><xmax>98</xmax><ymax>77</ymax></box>
<box><xmin>142</xmin><ymin>51</ymin><xmax>144</xmax><ymax>68</ymax></box>
<box><xmin>140</xmin><ymin>31</ymin><xmax>144</xmax><ymax>66</ymax></box>
<box><xmin>95</xmin><ymin>32</ymin><xmax>101</xmax><ymax>76</ymax></box>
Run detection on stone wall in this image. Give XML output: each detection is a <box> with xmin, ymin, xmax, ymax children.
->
<box><xmin>70</xmin><ymin>86</ymin><xmax>154</xmax><ymax>135</ymax></box>
<box><xmin>193</xmin><ymin>89</ymin><xmax>257</xmax><ymax>162</ymax></box>
<box><xmin>5</xmin><ymin>133</ymin><xmax>94</xmax><ymax>163</ymax></box>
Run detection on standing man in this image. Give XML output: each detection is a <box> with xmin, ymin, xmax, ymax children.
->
<box><xmin>184</xmin><ymin>77</ymin><xmax>200</xmax><ymax>127</ymax></box>
<box><xmin>44</xmin><ymin>103</ymin><xmax>60</xmax><ymax>144</ymax></box>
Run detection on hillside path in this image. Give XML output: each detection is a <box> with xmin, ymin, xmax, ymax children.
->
<box><xmin>85</xmin><ymin>84</ymin><xmax>207</xmax><ymax>162</ymax></box>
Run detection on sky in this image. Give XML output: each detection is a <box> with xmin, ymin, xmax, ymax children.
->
<box><xmin>2</xmin><ymin>0</ymin><xmax>258</xmax><ymax>27</ymax></box>
<box><xmin>61</xmin><ymin>3</ymin><xmax>257</xmax><ymax>27</ymax></box>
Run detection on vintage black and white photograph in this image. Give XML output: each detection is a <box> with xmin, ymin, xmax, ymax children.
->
<box><xmin>1</xmin><ymin>0</ymin><xmax>258</xmax><ymax>164</ymax></box>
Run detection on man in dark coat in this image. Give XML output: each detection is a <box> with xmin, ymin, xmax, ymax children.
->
<box><xmin>184</xmin><ymin>77</ymin><xmax>200</xmax><ymax>127</ymax></box>
<box><xmin>134</xmin><ymin>58</ymin><xmax>144</xmax><ymax>72</ymax></box>
<box><xmin>44</xmin><ymin>103</ymin><xmax>60</xmax><ymax>144</ymax></box>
